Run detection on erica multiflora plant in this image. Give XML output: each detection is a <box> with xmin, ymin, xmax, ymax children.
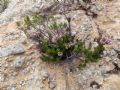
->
<box><xmin>17</xmin><ymin>15</ymin><xmax>85</xmax><ymax>62</ymax></box>
<box><xmin>17</xmin><ymin>14</ymin><xmax>112</xmax><ymax>67</ymax></box>
<box><xmin>19</xmin><ymin>15</ymin><xmax>79</xmax><ymax>62</ymax></box>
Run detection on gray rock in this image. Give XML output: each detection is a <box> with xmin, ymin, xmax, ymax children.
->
<box><xmin>103</xmin><ymin>50</ymin><xmax>107</xmax><ymax>56</ymax></box>
<box><xmin>77</xmin><ymin>73</ymin><xmax>88</xmax><ymax>85</ymax></box>
<box><xmin>90</xmin><ymin>5</ymin><xmax>98</xmax><ymax>14</ymax></box>
<box><xmin>0</xmin><ymin>42</ymin><xmax>25</xmax><ymax>57</ymax></box>
<box><xmin>49</xmin><ymin>82</ymin><xmax>56</xmax><ymax>89</ymax></box>
<box><xmin>14</xmin><ymin>56</ymin><xmax>25</xmax><ymax>68</ymax></box>
<box><xmin>109</xmin><ymin>49</ymin><xmax>117</xmax><ymax>56</ymax></box>
<box><xmin>41</xmin><ymin>70</ymin><xmax>49</xmax><ymax>80</ymax></box>
<box><xmin>20</xmin><ymin>80</ymin><xmax>25</xmax><ymax>86</ymax></box>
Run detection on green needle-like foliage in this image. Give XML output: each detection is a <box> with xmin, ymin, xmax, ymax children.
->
<box><xmin>78</xmin><ymin>43</ymin><xmax>105</xmax><ymax>69</ymax></box>
<box><xmin>24</xmin><ymin>16</ymin><xmax>32</xmax><ymax>27</ymax></box>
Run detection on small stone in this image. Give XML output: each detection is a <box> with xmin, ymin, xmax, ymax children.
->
<box><xmin>14</xmin><ymin>56</ymin><xmax>25</xmax><ymax>68</ymax></box>
<box><xmin>90</xmin><ymin>6</ymin><xmax>98</xmax><ymax>14</ymax></box>
<box><xmin>49</xmin><ymin>82</ymin><xmax>56</xmax><ymax>89</ymax></box>
<box><xmin>103</xmin><ymin>50</ymin><xmax>107</xmax><ymax>56</ymax></box>
<box><xmin>10</xmin><ymin>42</ymin><xmax>25</xmax><ymax>55</ymax></box>
<box><xmin>92</xmin><ymin>84</ymin><xmax>98</xmax><ymax>88</ymax></box>
<box><xmin>20</xmin><ymin>80</ymin><xmax>25</xmax><ymax>86</ymax></box>
<box><xmin>41</xmin><ymin>71</ymin><xmax>49</xmax><ymax>80</ymax></box>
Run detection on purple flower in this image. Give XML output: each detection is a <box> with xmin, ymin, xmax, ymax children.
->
<box><xmin>106</xmin><ymin>39</ymin><xmax>112</xmax><ymax>45</ymax></box>
<box><xmin>97</xmin><ymin>35</ymin><xmax>112</xmax><ymax>45</ymax></box>
<box><xmin>100</xmin><ymin>37</ymin><xmax>107</xmax><ymax>45</ymax></box>
<box><xmin>51</xmin><ymin>35</ymin><xmax>57</xmax><ymax>43</ymax></box>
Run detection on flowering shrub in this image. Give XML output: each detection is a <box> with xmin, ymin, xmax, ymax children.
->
<box><xmin>17</xmin><ymin>15</ymin><xmax>111</xmax><ymax>68</ymax></box>
<box><xmin>96</xmin><ymin>34</ymin><xmax>112</xmax><ymax>45</ymax></box>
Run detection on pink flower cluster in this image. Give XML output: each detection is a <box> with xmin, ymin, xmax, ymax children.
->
<box><xmin>51</xmin><ymin>35</ymin><xmax>58</xmax><ymax>43</ymax></box>
<box><xmin>96</xmin><ymin>35</ymin><xmax>112</xmax><ymax>45</ymax></box>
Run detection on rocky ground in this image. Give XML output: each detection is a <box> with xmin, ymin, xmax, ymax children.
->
<box><xmin>0</xmin><ymin>0</ymin><xmax>120</xmax><ymax>90</ymax></box>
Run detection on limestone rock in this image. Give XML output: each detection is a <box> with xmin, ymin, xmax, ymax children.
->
<box><xmin>0</xmin><ymin>0</ymin><xmax>120</xmax><ymax>90</ymax></box>
<box><xmin>0</xmin><ymin>42</ymin><xmax>25</xmax><ymax>57</ymax></box>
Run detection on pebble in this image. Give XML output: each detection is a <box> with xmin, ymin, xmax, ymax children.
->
<box><xmin>49</xmin><ymin>82</ymin><xmax>56</xmax><ymax>89</ymax></box>
<box><xmin>14</xmin><ymin>56</ymin><xmax>25</xmax><ymax>68</ymax></box>
<box><xmin>41</xmin><ymin>71</ymin><xmax>49</xmax><ymax>80</ymax></box>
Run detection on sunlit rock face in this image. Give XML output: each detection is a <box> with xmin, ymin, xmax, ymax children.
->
<box><xmin>0</xmin><ymin>0</ymin><xmax>55</xmax><ymax>24</ymax></box>
<box><xmin>0</xmin><ymin>0</ymin><xmax>120</xmax><ymax>90</ymax></box>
